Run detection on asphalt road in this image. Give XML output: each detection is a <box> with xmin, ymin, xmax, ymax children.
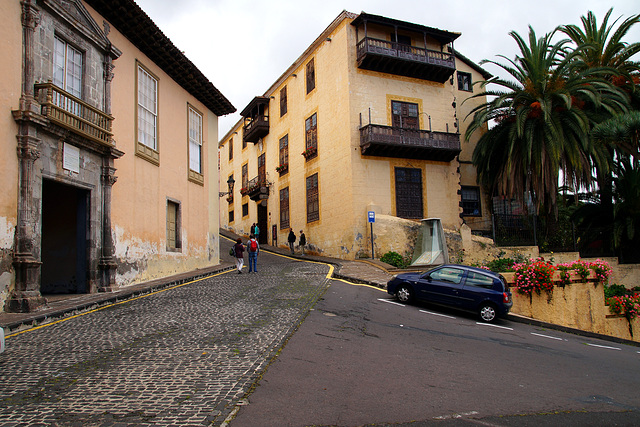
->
<box><xmin>230</xmin><ymin>277</ymin><xmax>640</xmax><ymax>426</ymax></box>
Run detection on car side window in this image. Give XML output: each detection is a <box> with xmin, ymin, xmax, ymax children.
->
<box><xmin>430</xmin><ymin>267</ymin><xmax>464</xmax><ymax>284</ymax></box>
<box><xmin>465</xmin><ymin>272</ymin><xmax>495</xmax><ymax>289</ymax></box>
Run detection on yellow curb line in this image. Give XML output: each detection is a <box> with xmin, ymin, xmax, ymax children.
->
<box><xmin>222</xmin><ymin>234</ymin><xmax>386</xmax><ymax>292</ymax></box>
<box><xmin>7</xmin><ymin>237</ymin><xmax>385</xmax><ymax>339</ymax></box>
<box><xmin>5</xmin><ymin>268</ymin><xmax>234</xmax><ymax>339</ymax></box>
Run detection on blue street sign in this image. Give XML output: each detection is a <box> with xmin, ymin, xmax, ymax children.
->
<box><xmin>368</xmin><ymin>211</ymin><xmax>375</xmax><ymax>223</ymax></box>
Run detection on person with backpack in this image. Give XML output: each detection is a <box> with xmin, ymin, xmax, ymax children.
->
<box><xmin>287</xmin><ymin>229</ymin><xmax>296</xmax><ymax>255</ymax></box>
<box><xmin>233</xmin><ymin>238</ymin><xmax>245</xmax><ymax>274</ymax></box>
<box><xmin>247</xmin><ymin>234</ymin><xmax>260</xmax><ymax>273</ymax></box>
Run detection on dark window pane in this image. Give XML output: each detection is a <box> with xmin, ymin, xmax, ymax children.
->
<box><xmin>306</xmin><ymin>173</ymin><xmax>319</xmax><ymax>222</ymax></box>
<box><xmin>306</xmin><ymin>58</ymin><xmax>315</xmax><ymax>94</ymax></box>
<box><xmin>395</xmin><ymin>167</ymin><xmax>423</xmax><ymax>219</ymax></box>
<box><xmin>280</xmin><ymin>187</ymin><xmax>290</xmax><ymax>229</ymax></box>
<box><xmin>280</xmin><ymin>86</ymin><xmax>287</xmax><ymax>117</ymax></box>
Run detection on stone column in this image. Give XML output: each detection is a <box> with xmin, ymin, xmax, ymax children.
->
<box><xmin>98</xmin><ymin>161</ymin><xmax>117</xmax><ymax>292</ymax></box>
<box><xmin>19</xmin><ymin>0</ymin><xmax>40</xmax><ymax>114</ymax></box>
<box><xmin>7</xmin><ymin>133</ymin><xmax>46</xmax><ymax>312</ymax></box>
<box><xmin>6</xmin><ymin>0</ymin><xmax>46</xmax><ymax>312</ymax></box>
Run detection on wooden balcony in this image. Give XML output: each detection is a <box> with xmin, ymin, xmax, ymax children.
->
<box><xmin>359</xmin><ymin>124</ymin><xmax>460</xmax><ymax>161</ymax></box>
<box><xmin>241</xmin><ymin>96</ymin><xmax>270</xmax><ymax>143</ymax></box>
<box><xmin>35</xmin><ymin>82</ymin><xmax>113</xmax><ymax>147</ymax></box>
<box><xmin>242</xmin><ymin>115</ymin><xmax>269</xmax><ymax>143</ymax></box>
<box><xmin>356</xmin><ymin>37</ymin><xmax>456</xmax><ymax>83</ymax></box>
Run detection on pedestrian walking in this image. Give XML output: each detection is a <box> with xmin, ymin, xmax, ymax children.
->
<box><xmin>233</xmin><ymin>238</ymin><xmax>245</xmax><ymax>273</ymax></box>
<box><xmin>288</xmin><ymin>229</ymin><xmax>296</xmax><ymax>254</ymax></box>
<box><xmin>299</xmin><ymin>230</ymin><xmax>306</xmax><ymax>255</ymax></box>
<box><xmin>254</xmin><ymin>224</ymin><xmax>260</xmax><ymax>242</ymax></box>
<box><xmin>247</xmin><ymin>234</ymin><xmax>260</xmax><ymax>273</ymax></box>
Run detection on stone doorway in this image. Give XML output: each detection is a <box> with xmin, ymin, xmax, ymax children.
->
<box><xmin>40</xmin><ymin>179</ymin><xmax>89</xmax><ymax>295</ymax></box>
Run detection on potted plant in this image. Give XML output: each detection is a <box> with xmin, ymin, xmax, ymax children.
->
<box><xmin>302</xmin><ymin>146</ymin><xmax>317</xmax><ymax>159</ymax></box>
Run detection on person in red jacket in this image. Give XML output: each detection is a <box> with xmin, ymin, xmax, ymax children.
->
<box><xmin>247</xmin><ymin>234</ymin><xmax>260</xmax><ymax>273</ymax></box>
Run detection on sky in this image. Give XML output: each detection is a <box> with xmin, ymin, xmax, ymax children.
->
<box><xmin>133</xmin><ymin>0</ymin><xmax>640</xmax><ymax>137</ymax></box>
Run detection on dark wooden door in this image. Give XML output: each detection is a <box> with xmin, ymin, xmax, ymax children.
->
<box><xmin>395</xmin><ymin>167</ymin><xmax>423</xmax><ymax>219</ymax></box>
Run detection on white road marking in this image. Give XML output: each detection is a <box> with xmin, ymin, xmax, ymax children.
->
<box><xmin>419</xmin><ymin>310</ymin><xmax>456</xmax><ymax>319</ymax></box>
<box><xmin>378</xmin><ymin>298</ymin><xmax>405</xmax><ymax>306</ymax></box>
<box><xmin>476</xmin><ymin>322</ymin><xmax>513</xmax><ymax>330</ymax></box>
<box><xmin>434</xmin><ymin>411</ymin><xmax>480</xmax><ymax>420</ymax></box>
<box><xmin>531</xmin><ymin>332</ymin><xmax>564</xmax><ymax>341</ymax></box>
<box><xmin>586</xmin><ymin>343</ymin><xmax>621</xmax><ymax>351</ymax></box>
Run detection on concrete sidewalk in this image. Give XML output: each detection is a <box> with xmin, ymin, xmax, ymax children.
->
<box><xmin>0</xmin><ymin>230</ymin><xmax>395</xmax><ymax>332</ymax></box>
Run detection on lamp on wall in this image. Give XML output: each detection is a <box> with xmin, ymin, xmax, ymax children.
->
<box><xmin>219</xmin><ymin>176</ymin><xmax>235</xmax><ymax>197</ymax></box>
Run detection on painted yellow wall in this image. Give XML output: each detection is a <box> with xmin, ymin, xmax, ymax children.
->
<box><xmin>219</xmin><ymin>12</ymin><xmax>488</xmax><ymax>260</ymax></box>
<box><xmin>456</xmin><ymin>60</ymin><xmax>492</xmax><ymax>230</ymax></box>
<box><xmin>0</xmin><ymin>0</ymin><xmax>23</xmax><ymax>299</ymax></box>
<box><xmin>85</xmin><ymin>4</ymin><xmax>219</xmax><ymax>285</ymax></box>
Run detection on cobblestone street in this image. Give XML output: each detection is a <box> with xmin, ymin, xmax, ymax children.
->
<box><xmin>0</xmin><ymin>252</ymin><xmax>330</xmax><ymax>426</ymax></box>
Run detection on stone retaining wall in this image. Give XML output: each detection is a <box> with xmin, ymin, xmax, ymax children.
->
<box><xmin>503</xmin><ymin>271</ymin><xmax>640</xmax><ymax>343</ymax></box>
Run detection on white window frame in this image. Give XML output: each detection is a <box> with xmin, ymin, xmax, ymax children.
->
<box><xmin>188</xmin><ymin>106</ymin><xmax>203</xmax><ymax>174</ymax></box>
<box><xmin>53</xmin><ymin>36</ymin><xmax>83</xmax><ymax>98</ymax></box>
<box><xmin>138</xmin><ymin>65</ymin><xmax>158</xmax><ymax>151</ymax></box>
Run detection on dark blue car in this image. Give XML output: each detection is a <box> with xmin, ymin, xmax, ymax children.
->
<box><xmin>386</xmin><ymin>264</ymin><xmax>512</xmax><ymax>323</ymax></box>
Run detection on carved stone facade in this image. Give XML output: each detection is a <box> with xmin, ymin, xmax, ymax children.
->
<box><xmin>6</xmin><ymin>0</ymin><xmax>121</xmax><ymax>312</ymax></box>
<box><xmin>1</xmin><ymin>0</ymin><xmax>234</xmax><ymax>313</ymax></box>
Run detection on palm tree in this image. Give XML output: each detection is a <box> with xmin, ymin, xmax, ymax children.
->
<box><xmin>465</xmin><ymin>26</ymin><xmax>627</xmax><ymax>215</ymax></box>
<box><xmin>612</xmin><ymin>157</ymin><xmax>640</xmax><ymax>254</ymax></box>
<box><xmin>558</xmin><ymin>9</ymin><xmax>640</xmax><ymax>254</ymax></box>
<box><xmin>592</xmin><ymin>110</ymin><xmax>640</xmax><ymax>157</ymax></box>
<box><xmin>559</xmin><ymin>8</ymin><xmax>640</xmax><ymax>87</ymax></box>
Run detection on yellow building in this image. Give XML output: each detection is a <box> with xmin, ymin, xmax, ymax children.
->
<box><xmin>219</xmin><ymin>11</ymin><xmax>490</xmax><ymax>259</ymax></box>
<box><xmin>0</xmin><ymin>0</ymin><xmax>234</xmax><ymax>312</ymax></box>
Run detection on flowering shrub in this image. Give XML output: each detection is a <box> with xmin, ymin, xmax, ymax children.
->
<box><xmin>557</xmin><ymin>269</ymin><xmax>571</xmax><ymax>287</ymax></box>
<box><xmin>557</xmin><ymin>260</ymin><xmax>590</xmax><ymax>280</ymax></box>
<box><xmin>607</xmin><ymin>294</ymin><xmax>640</xmax><ymax>320</ymax></box>
<box><xmin>556</xmin><ymin>259</ymin><xmax>613</xmax><ymax>286</ymax></box>
<box><xmin>513</xmin><ymin>259</ymin><xmax>556</xmax><ymax>295</ymax></box>
<box><xmin>591</xmin><ymin>259</ymin><xmax>613</xmax><ymax>284</ymax></box>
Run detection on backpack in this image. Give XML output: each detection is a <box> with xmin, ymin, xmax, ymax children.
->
<box><xmin>250</xmin><ymin>239</ymin><xmax>258</xmax><ymax>252</ymax></box>
<box><xmin>229</xmin><ymin>246</ymin><xmax>235</xmax><ymax>256</ymax></box>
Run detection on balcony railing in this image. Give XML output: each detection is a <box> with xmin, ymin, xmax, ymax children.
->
<box><xmin>242</xmin><ymin>176</ymin><xmax>270</xmax><ymax>201</ymax></box>
<box><xmin>34</xmin><ymin>82</ymin><xmax>113</xmax><ymax>147</ymax></box>
<box><xmin>243</xmin><ymin>114</ymin><xmax>269</xmax><ymax>143</ymax></box>
<box><xmin>360</xmin><ymin>124</ymin><xmax>460</xmax><ymax>161</ymax></box>
<box><xmin>355</xmin><ymin>37</ymin><xmax>456</xmax><ymax>83</ymax></box>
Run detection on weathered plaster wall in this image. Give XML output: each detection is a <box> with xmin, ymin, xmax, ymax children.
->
<box><xmin>85</xmin><ymin>4</ymin><xmax>219</xmax><ymax>288</ymax></box>
<box><xmin>0</xmin><ymin>0</ymin><xmax>22</xmax><ymax>307</ymax></box>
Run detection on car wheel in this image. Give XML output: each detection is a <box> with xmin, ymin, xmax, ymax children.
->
<box><xmin>479</xmin><ymin>303</ymin><xmax>497</xmax><ymax>323</ymax></box>
<box><xmin>396</xmin><ymin>284</ymin><xmax>413</xmax><ymax>303</ymax></box>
